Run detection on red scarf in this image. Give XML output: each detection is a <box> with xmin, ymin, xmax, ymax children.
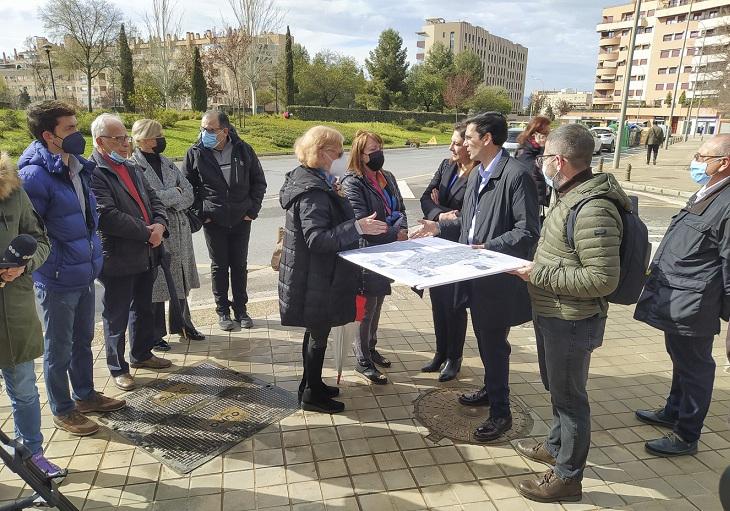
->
<box><xmin>104</xmin><ymin>156</ymin><xmax>151</xmax><ymax>224</ymax></box>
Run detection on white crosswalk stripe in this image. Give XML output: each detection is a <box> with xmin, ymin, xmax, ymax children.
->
<box><xmin>398</xmin><ymin>180</ymin><xmax>416</xmax><ymax>199</ymax></box>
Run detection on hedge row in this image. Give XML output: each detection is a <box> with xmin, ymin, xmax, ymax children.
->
<box><xmin>287</xmin><ymin>106</ymin><xmax>463</xmax><ymax>125</ymax></box>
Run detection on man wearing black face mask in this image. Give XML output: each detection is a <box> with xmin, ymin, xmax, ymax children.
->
<box><xmin>18</xmin><ymin>101</ymin><xmax>126</xmax><ymax>437</ymax></box>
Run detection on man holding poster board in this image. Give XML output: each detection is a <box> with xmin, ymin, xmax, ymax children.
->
<box><xmin>411</xmin><ymin>112</ymin><xmax>539</xmax><ymax>442</ymax></box>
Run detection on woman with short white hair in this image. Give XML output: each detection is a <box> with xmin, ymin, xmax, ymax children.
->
<box><xmin>278</xmin><ymin>126</ymin><xmax>387</xmax><ymax>414</ymax></box>
<box><xmin>131</xmin><ymin>119</ymin><xmax>203</xmax><ymax>351</ymax></box>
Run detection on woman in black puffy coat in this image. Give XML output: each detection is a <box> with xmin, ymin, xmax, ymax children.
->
<box><xmin>516</xmin><ymin>116</ymin><xmax>551</xmax><ymax>208</ymax></box>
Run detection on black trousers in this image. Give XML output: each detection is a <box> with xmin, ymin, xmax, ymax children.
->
<box><xmin>100</xmin><ymin>269</ymin><xmax>156</xmax><ymax>377</ymax></box>
<box><xmin>472</xmin><ymin>317</ymin><xmax>512</xmax><ymax>419</ymax></box>
<box><xmin>646</xmin><ymin>144</ymin><xmax>660</xmax><ymax>163</ymax></box>
<box><xmin>663</xmin><ymin>332</ymin><xmax>715</xmax><ymax>443</ymax></box>
<box><xmin>152</xmin><ymin>299</ymin><xmax>193</xmax><ymax>339</ymax></box>
<box><xmin>430</xmin><ymin>284</ymin><xmax>467</xmax><ymax>359</ymax></box>
<box><xmin>203</xmin><ymin>220</ymin><xmax>252</xmax><ymax>317</ymax></box>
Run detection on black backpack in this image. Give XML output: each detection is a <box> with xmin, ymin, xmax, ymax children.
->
<box><xmin>566</xmin><ymin>195</ymin><xmax>651</xmax><ymax>305</ymax></box>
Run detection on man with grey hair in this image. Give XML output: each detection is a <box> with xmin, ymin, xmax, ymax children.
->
<box><xmin>90</xmin><ymin>113</ymin><xmax>171</xmax><ymax>391</ymax></box>
<box><xmin>510</xmin><ymin>123</ymin><xmax>632</xmax><ymax>503</ymax></box>
<box><xmin>634</xmin><ymin>134</ymin><xmax>730</xmax><ymax>457</ymax></box>
<box><xmin>183</xmin><ymin>110</ymin><xmax>266</xmax><ymax>331</ymax></box>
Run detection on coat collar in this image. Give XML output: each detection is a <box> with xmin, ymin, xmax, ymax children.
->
<box><xmin>686</xmin><ymin>177</ymin><xmax>730</xmax><ymax>215</ymax></box>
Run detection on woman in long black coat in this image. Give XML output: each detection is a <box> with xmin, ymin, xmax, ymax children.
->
<box><xmin>419</xmin><ymin>123</ymin><xmax>478</xmax><ymax>381</ymax></box>
<box><xmin>515</xmin><ymin>116</ymin><xmax>551</xmax><ymax>208</ymax></box>
<box><xmin>279</xmin><ymin>126</ymin><xmax>387</xmax><ymax>414</ymax></box>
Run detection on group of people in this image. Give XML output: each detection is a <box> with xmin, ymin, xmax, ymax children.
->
<box><xmin>281</xmin><ymin>112</ymin><xmax>729</xmax><ymax>504</ymax></box>
<box><xmin>0</xmin><ymin>101</ymin><xmax>266</xmax><ymax>479</ymax></box>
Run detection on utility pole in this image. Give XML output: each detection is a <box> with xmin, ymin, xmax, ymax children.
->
<box><xmin>685</xmin><ymin>23</ymin><xmax>707</xmax><ymax>141</ymax></box>
<box><xmin>613</xmin><ymin>0</ymin><xmax>642</xmax><ymax>170</ymax></box>
<box><xmin>274</xmin><ymin>71</ymin><xmax>279</xmax><ymax>114</ymax></box>
<box><xmin>665</xmin><ymin>0</ymin><xmax>695</xmax><ymax>149</ymax></box>
<box><xmin>43</xmin><ymin>44</ymin><xmax>57</xmax><ymax>100</ymax></box>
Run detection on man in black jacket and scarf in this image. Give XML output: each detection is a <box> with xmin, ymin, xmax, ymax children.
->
<box><xmin>90</xmin><ymin>114</ymin><xmax>171</xmax><ymax>392</ymax></box>
<box><xmin>183</xmin><ymin>111</ymin><xmax>267</xmax><ymax>331</ymax></box>
<box><xmin>411</xmin><ymin>112</ymin><xmax>539</xmax><ymax>442</ymax></box>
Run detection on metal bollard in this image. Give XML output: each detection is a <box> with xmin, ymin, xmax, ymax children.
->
<box><xmin>626</xmin><ymin>163</ymin><xmax>632</xmax><ymax>182</ymax></box>
<box><xmin>598</xmin><ymin>157</ymin><xmax>604</xmax><ymax>172</ymax></box>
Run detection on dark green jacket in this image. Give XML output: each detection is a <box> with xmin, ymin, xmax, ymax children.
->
<box><xmin>0</xmin><ymin>154</ymin><xmax>50</xmax><ymax>368</ymax></box>
<box><xmin>528</xmin><ymin>172</ymin><xmax>630</xmax><ymax>320</ymax></box>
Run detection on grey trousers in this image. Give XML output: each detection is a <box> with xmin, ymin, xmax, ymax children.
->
<box><xmin>353</xmin><ymin>295</ymin><xmax>385</xmax><ymax>366</ymax></box>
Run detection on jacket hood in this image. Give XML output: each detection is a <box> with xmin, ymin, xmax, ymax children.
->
<box><xmin>0</xmin><ymin>153</ymin><xmax>21</xmax><ymax>201</ymax></box>
<box><xmin>567</xmin><ymin>172</ymin><xmax>633</xmax><ymax>211</ymax></box>
<box><xmin>280</xmin><ymin>166</ymin><xmax>331</xmax><ymax>210</ymax></box>
<box><xmin>18</xmin><ymin>140</ymin><xmax>94</xmax><ymax>177</ymax></box>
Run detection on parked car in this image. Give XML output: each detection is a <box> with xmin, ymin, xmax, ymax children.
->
<box><xmin>503</xmin><ymin>128</ymin><xmax>523</xmax><ymax>156</ymax></box>
<box><xmin>590</xmin><ymin>127</ymin><xmax>616</xmax><ymax>152</ymax></box>
<box><xmin>591</xmin><ymin>131</ymin><xmax>603</xmax><ymax>155</ymax></box>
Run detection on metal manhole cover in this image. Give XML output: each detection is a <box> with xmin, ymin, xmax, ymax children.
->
<box><xmin>413</xmin><ymin>386</ymin><xmax>533</xmax><ymax>445</ymax></box>
<box><xmin>99</xmin><ymin>361</ymin><xmax>298</xmax><ymax>474</ymax></box>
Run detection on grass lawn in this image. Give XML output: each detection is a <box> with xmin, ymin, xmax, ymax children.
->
<box><xmin>0</xmin><ymin>110</ymin><xmax>452</xmax><ymax>161</ymax></box>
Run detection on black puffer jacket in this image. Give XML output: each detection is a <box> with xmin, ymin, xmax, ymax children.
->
<box><xmin>341</xmin><ymin>170</ymin><xmax>407</xmax><ymax>296</ymax></box>
<box><xmin>183</xmin><ymin>130</ymin><xmax>267</xmax><ymax>227</ymax></box>
<box><xmin>516</xmin><ymin>142</ymin><xmax>550</xmax><ymax>207</ymax></box>
<box><xmin>278</xmin><ymin>166</ymin><xmax>361</xmax><ymax>329</ymax></box>
<box><xmin>90</xmin><ymin>151</ymin><xmax>169</xmax><ymax>278</ymax></box>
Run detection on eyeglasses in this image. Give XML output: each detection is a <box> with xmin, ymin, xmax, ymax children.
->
<box><xmin>693</xmin><ymin>153</ymin><xmax>726</xmax><ymax>162</ymax></box>
<box><xmin>535</xmin><ymin>154</ymin><xmax>558</xmax><ymax>167</ymax></box>
<box><xmin>200</xmin><ymin>127</ymin><xmax>224</xmax><ymax>135</ymax></box>
<box><xmin>100</xmin><ymin>135</ymin><xmax>132</xmax><ymax>144</ymax></box>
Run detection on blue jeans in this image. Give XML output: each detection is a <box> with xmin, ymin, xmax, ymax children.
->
<box><xmin>2</xmin><ymin>360</ymin><xmax>43</xmax><ymax>454</ymax></box>
<box><xmin>36</xmin><ymin>285</ymin><xmax>96</xmax><ymax>416</ymax></box>
<box><xmin>534</xmin><ymin>314</ymin><xmax>606</xmax><ymax>481</ymax></box>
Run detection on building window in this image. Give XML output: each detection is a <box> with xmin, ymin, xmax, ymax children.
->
<box><xmin>449</xmin><ymin>31</ymin><xmax>455</xmax><ymax>50</ymax></box>
<box><xmin>671</xmin><ymin>49</ymin><xmax>680</xmax><ymax>57</ymax></box>
<box><xmin>690</xmin><ymin>30</ymin><xmax>699</xmax><ymax>38</ymax></box>
<box><xmin>660</xmin><ymin>50</ymin><xmax>670</xmax><ymax>58</ymax></box>
<box><xmin>669</xmin><ymin>67</ymin><xmax>677</xmax><ymax>74</ymax></box>
<box><xmin>662</xmin><ymin>34</ymin><xmax>673</xmax><ymax>42</ymax></box>
<box><xmin>640</xmin><ymin>59</ymin><xmax>647</xmax><ymax>65</ymax></box>
<box><xmin>666</xmin><ymin>83</ymin><xmax>674</xmax><ymax>90</ymax></box>
<box><xmin>684</xmin><ymin>66</ymin><xmax>692</xmax><ymax>73</ymax></box>
<box><xmin>647</xmin><ymin>9</ymin><xmax>655</xmax><ymax>16</ymax></box>
<box><xmin>681</xmin><ymin>83</ymin><xmax>689</xmax><ymax>89</ymax></box>
<box><xmin>644</xmin><ymin>27</ymin><xmax>653</xmax><ymax>34</ymax></box>
<box><xmin>658</xmin><ymin>68</ymin><xmax>667</xmax><ymax>74</ymax></box>
<box><xmin>674</xmin><ymin>32</ymin><xmax>684</xmax><ymax>40</ymax></box>
<box><xmin>614</xmin><ymin>90</ymin><xmax>621</xmax><ymax>96</ymax></box>
<box><xmin>656</xmin><ymin>83</ymin><xmax>665</xmax><ymax>90</ymax></box>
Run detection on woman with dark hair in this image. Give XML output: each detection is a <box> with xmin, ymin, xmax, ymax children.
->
<box><xmin>516</xmin><ymin>116</ymin><xmax>551</xmax><ymax>207</ymax></box>
<box><xmin>419</xmin><ymin>123</ymin><xmax>478</xmax><ymax>381</ymax></box>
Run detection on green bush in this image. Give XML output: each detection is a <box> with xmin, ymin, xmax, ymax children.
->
<box><xmin>76</xmin><ymin>112</ymin><xmax>95</xmax><ymax>135</ymax></box>
<box><xmin>424</xmin><ymin>120</ymin><xmax>438</xmax><ymax>128</ymax></box>
<box><xmin>402</xmin><ymin>119</ymin><xmax>421</xmax><ymax>132</ymax></box>
<box><xmin>1</xmin><ymin>140</ymin><xmax>30</xmax><ymax>158</ymax></box>
<box><xmin>271</xmin><ymin>133</ymin><xmax>297</xmax><ymax>148</ymax></box>
<box><xmin>287</xmin><ymin>105</ymin><xmax>462</xmax><ymax>125</ymax></box>
<box><xmin>1</xmin><ymin>110</ymin><xmax>20</xmax><ymax>130</ymax></box>
<box><xmin>438</xmin><ymin>123</ymin><xmax>453</xmax><ymax>134</ymax></box>
<box><xmin>153</xmin><ymin>109</ymin><xmax>181</xmax><ymax>128</ymax></box>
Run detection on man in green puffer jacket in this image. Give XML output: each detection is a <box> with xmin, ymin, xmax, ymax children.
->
<box><xmin>509</xmin><ymin>124</ymin><xmax>631</xmax><ymax>504</ymax></box>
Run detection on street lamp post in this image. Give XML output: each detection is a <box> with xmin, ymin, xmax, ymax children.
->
<box><xmin>613</xmin><ymin>0</ymin><xmax>643</xmax><ymax>170</ymax></box>
<box><xmin>665</xmin><ymin>0</ymin><xmax>695</xmax><ymax>149</ymax></box>
<box><xmin>685</xmin><ymin>23</ymin><xmax>707</xmax><ymax>141</ymax></box>
<box><xmin>274</xmin><ymin>71</ymin><xmax>279</xmax><ymax>114</ymax></box>
<box><xmin>42</xmin><ymin>44</ymin><xmax>57</xmax><ymax>100</ymax></box>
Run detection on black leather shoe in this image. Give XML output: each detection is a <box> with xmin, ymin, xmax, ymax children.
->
<box><xmin>635</xmin><ymin>408</ymin><xmax>675</xmax><ymax>428</ymax></box>
<box><xmin>235</xmin><ymin>312</ymin><xmax>254</xmax><ymax>329</ymax></box>
<box><xmin>474</xmin><ymin>416</ymin><xmax>512</xmax><ymax>442</ymax></box>
<box><xmin>458</xmin><ymin>387</ymin><xmax>490</xmax><ymax>406</ymax></box>
<box><xmin>181</xmin><ymin>327</ymin><xmax>206</xmax><ymax>341</ymax></box>
<box><xmin>439</xmin><ymin>358</ymin><xmax>462</xmax><ymax>382</ymax></box>
<box><xmin>218</xmin><ymin>314</ymin><xmax>236</xmax><ymax>331</ymax></box>
<box><xmin>645</xmin><ymin>433</ymin><xmax>698</xmax><ymax>457</ymax></box>
<box><xmin>355</xmin><ymin>363</ymin><xmax>388</xmax><ymax>384</ymax></box>
<box><xmin>152</xmin><ymin>339</ymin><xmax>171</xmax><ymax>352</ymax></box>
<box><xmin>370</xmin><ymin>349</ymin><xmax>391</xmax><ymax>368</ymax></box>
<box><xmin>422</xmin><ymin>352</ymin><xmax>446</xmax><ymax>372</ymax></box>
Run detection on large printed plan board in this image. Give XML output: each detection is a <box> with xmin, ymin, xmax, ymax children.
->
<box><xmin>338</xmin><ymin>237</ymin><xmax>531</xmax><ymax>290</ymax></box>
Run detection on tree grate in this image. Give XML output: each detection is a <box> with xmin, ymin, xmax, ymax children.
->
<box><xmin>99</xmin><ymin>361</ymin><xmax>298</xmax><ymax>474</ymax></box>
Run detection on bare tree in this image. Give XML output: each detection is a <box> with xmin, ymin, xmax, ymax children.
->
<box><xmin>40</xmin><ymin>0</ymin><xmax>123</xmax><ymax>111</ymax></box>
<box><xmin>208</xmin><ymin>28</ymin><xmax>252</xmax><ymax>124</ymax></box>
<box><xmin>443</xmin><ymin>73</ymin><xmax>476</xmax><ymax>122</ymax></box>
<box><xmin>143</xmin><ymin>0</ymin><xmax>187</xmax><ymax>108</ymax></box>
<box><xmin>23</xmin><ymin>38</ymin><xmax>50</xmax><ymax>100</ymax></box>
<box><xmin>227</xmin><ymin>0</ymin><xmax>283</xmax><ymax>114</ymax></box>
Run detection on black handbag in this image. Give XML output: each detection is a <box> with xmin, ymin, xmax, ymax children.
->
<box><xmin>185</xmin><ymin>208</ymin><xmax>203</xmax><ymax>233</ymax></box>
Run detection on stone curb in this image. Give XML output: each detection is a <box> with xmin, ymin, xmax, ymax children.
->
<box><xmin>617</xmin><ymin>180</ymin><xmax>693</xmax><ymax>199</ymax></box>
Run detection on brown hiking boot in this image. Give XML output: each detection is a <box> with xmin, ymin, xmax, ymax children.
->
<box><xmin>75</xmin><ymin>391</ymin><xmax>126</xmax><ymax>414</ymax></box>
<box><xmin>518</xmin><ymin>468</ymin><xmax>582</xmax><ymax>503</ymax></box>
<box><xmin>515</xmin><ymin>439</ymin><xmax>556</xmax><ymax>467</ymax></box>
<box><xmin>130</xmin><ymin>355</ymin><xmax>172</xmax><ymax>370</ymax></box>
<box><xmin>53</xmin><ymin>410</ymin><xmax>99</xmax><ymax>436</ymax></box>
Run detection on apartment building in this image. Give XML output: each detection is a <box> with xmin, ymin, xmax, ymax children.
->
<box><xmin>0</xmin><ymin>31</ymin><xmax>285</xmax><ymax>110</ymax></box>
<box><xmin>416</xmin><ymin>18</ymin><xmax>528</xmax><ymax>112</ymax></box>
<box><xmin>534</xmin><ymin>89</ymin><xmax>594</xmax><ymax>110</ymax></box>
<box><xmin>592</xmin><ymin>0</ymin><xmax>729</xmax><ymax>135</ymax></box>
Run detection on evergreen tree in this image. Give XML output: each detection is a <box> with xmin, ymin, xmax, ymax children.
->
<box><xmin>191</xmin><ymin>47</ymin><xmax>207</xmax><ymax>112</ymax></box>
<box><xmin>664</xmin><ymin>91</ymin><xmax>673</xmax><ymax>107</ymax></box>
<box><xmin>119</xmin><ymin>24</ymin><xmax>135</xmax><ymax>111</ymax></box>
<box><xmin>365</xmin><ymin>29</ymin><xmax>409</xmax><ymax>110</ymax></box>
<box><xmin>284</xmin><ymin>26</ymin><xmax>295</xmax><ymax>107</ymax></box>
<box><xmin>424</xmin><ymin>43</ymin><xmax>454</xmax><ymax>78</ymax></box>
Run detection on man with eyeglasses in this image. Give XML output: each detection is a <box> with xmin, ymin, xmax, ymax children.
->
<box><xmin>183</xmin><ymin>111</ymin><xmax>267</xmax><ymax>331</ymax></box>
<box><xmin>634</xmin><ymin>135</ymin><xmax>730</xmax><ymax>457</ymax></box>
<box><xmin>90</xmin><ymin>113</ymin><xmax>171</xmax><ymax>391</ymax></box>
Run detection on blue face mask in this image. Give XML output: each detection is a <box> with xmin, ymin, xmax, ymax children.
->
<box><xmin>109</xmin><ymin>151</ymin><xmax>127</xmax><ymax>164</ymax></box>
<box><xmin>201</xmin><ymin>130</ymin><xmax>219</xmax><ymax>149</ymax></box>
<box><xmin>689</xmin><ymin>161</ymin><xmax>712</xmax><ymax>185</ymax></box>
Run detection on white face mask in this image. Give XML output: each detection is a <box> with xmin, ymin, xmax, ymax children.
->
<box><xmin>329</xmin><ymin>155</ymin><xmax>348</xmax><ymax>178</ymax></box>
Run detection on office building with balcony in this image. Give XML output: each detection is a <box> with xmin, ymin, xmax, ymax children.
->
<box><xmin>591</xmin><ymin>0</ymin><xmax>729</xmax><ymax>135</ymax></box>
<box><xmin>416</xmin><ymin>18</ymin><xmax>528</xmax><ymax>112</ymax></box>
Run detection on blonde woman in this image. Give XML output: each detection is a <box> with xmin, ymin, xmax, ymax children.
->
<box><xmin>278</xmin><ymin>126</ymin><xmax>387</xmax><ymax>414</ymax></box>
<box><xmin>131</xmin><ymin>119</ymin><xmax>203</xmax><ymax>350</ymax></box>
<box><xmin>341</xmin><ymin>130</ymin><xmax>408</xmax><ymax>385</ymax></box>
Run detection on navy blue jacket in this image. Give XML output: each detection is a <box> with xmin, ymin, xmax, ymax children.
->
<box><xmin>18</xmin><ymin>141</ymin><xmax>102</xmax><ymax>292</ymax></box>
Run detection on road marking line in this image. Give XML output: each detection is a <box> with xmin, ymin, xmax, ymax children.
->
<box><xmin>398</xmin><ymin>180</ymin><xmax>415</xmax><ymax>199</ymax></box>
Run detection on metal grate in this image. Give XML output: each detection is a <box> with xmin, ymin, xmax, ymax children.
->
<box><xmin>99</xmin><ymin>361</ymin><xmax>298</xmax><ymax>474</ymax></box>
<box><xmin>413</xmin><ymin>386</ymin><xmax>534</xmax><ymax>445</ymax></box>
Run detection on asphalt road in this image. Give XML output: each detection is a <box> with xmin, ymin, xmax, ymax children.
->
<box><xmin>84</xmin><ymin>145</ymin><xmax>686</xmax><ymax>316</ymax></box>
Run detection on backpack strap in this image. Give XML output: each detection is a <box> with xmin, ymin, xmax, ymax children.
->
<box><xmin>566</xmin><ymin>197</ymin><xmax>597</xmax><ymax>251</ymax></box>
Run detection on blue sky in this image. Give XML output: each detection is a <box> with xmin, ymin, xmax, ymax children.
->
<box><xmin>2</xmin><ymin>0</ymin><xmax>607</xmax><ymax>95</ymax></box>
